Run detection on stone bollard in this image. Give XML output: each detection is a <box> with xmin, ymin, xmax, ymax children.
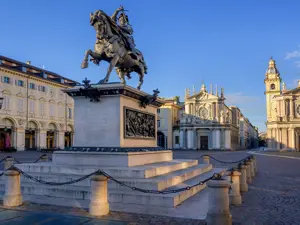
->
<box><xmin>228</xmin><ymin>169</ymin><xmax>242</xmax><ymax>205</ymax></box>
<box><xmin>245</xmin><ymin>160</ymin><xmax>252</xmax><ymax>184</ymax></box>
<box><xmin>206</xmin><ymin>177</ymin><xmax>232</xmax><ymax>225</ymax></box>
<box><xmin>249</xmin><ymin>158</ymin><xmax>255</xmax><ymax>178</ymax></box>
<box><xmin>89</xmin><ymin>173</ymin><xmax>109</xmax><ymax>216</ymax></box>
<box><xmin>252</xmin><ymin>155</ymin><xmax>257</xmax><ymax>173</ymax></box>
<box><xmin>203</xmin><ymin>155</ymin><xmax>210</xmax><ymax>164</ymax></box>
<box><xmin>40</xmin><ymin>155</ymin><xmax>49</xmax><ymax>162</ymax></box>
<box><xmin>238</xmin><ymin>164</ymin><xmax>248</xmax><ymax>192</ymax></box>
<box><xmin>3</xmin><ymin>168</ymin><xmax>23</xmax><ymax>207</ymax></box>
<box><xmin>4</xmin><ymin>157</ymin><xmax>14</xmax><ymax>170</ymax></box>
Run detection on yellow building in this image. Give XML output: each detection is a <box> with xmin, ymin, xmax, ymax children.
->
<box><xmin>265</xmin><ymin>57</ymin><xmax>300</xmax><ymax>151</ymax></box>
<box><xmin>157</xmin><ymin>96</ymin><xmax>182</xmax><ymax>149</ymax></box>
<box><xmin>0</xmin><ymin>55</ymin><xmax>77</xmax><ymax>151</ymax></box>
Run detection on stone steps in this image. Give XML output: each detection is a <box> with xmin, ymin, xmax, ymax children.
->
<box><xmin>14</xmin><ymin>159</ymin><xmax>198</xmax><ymax>179</ymax></box>
<box><xmin>0</xmin><ymin>168</ymin><xmax>224</xmax><ymax>208</ymax></box>
<box><xmin>10</xmin><ymin>164</ymin><xmax>211</xmax><ymax>191</ymax></box>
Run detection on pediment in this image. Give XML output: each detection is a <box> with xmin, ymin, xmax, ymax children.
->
<box><xmin>28</xmin><ymin>95</ymin><xmax>36</xmax><ymax>100</ymax></box>
<box><xmin>16</xmin><ymin>92</ymin><xmax>24</xmax><ymax>97</ymax></box>
<box><xmin>284</xmin><ymin>87</ymin><xmax>300</xmax><ymax>95</ymax></box>
<box><xmin>188</xmin><ymin>91</ymin><xmax>218</xmax><ymax>101</ymax></box>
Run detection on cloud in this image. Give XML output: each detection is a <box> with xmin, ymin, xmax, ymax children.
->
<box><xmin>285</xmin><ymin>50</ymin><xmax>300</xmax><ymax>60</ymax></box>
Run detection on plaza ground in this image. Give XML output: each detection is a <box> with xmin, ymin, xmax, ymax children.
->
<box><xmin>0</xmin><ymin>150</ymin><xmax>300</xmax><ymax>224</ymax></box>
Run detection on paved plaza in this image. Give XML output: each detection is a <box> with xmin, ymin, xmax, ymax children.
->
<box><xmin>1</xmin><ymin>150</ymin><xmax>300</xmax><ymax>224</ymax></box>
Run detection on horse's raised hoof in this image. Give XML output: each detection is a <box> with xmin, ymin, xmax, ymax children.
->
<box><xmin>81</xmin><ymin>61</ymin><xmax>88</xmax><ymax>69</ymax></box>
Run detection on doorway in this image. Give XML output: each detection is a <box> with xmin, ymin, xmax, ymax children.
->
<box><xmin>25</xmin><ymin>130</ymin><xmax>36</xmax><ymax>150</ymax></box>
<box><xmin>46</xmin><ymin>131</ymin><xmax>55</xmax><ymax>149</ymax></box>
<box><xmin>200</xmin><ymin>136</ymin><xmax>208</xmax><ymax>150</ymax></box>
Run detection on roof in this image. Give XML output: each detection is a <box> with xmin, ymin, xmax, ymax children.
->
<box><xmin>0</xmin><ymin>55</ymin><xmax>79</xmax><ymax>87</ymax></box>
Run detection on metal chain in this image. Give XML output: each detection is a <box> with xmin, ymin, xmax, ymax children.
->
<box><xmin>8</xmin><ymin>166</ymin><xmax>221</xmax><ymax>194</ymax></box>
<box><xmin>0</xmin><ymin>154</ymin><xmax>51</xmax><ymax>165</ymax></box>
<box><xmin>198</xmin><ymin>155</ymin><xmax>250</xmax><ymax>164</ymax></box>
<box><xmin>0</xmin><ymin>156</ymin><xmax>10</xmax><ymax>163</ymax></box>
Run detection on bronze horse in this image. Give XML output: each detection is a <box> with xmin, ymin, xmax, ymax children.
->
<box><xmin>81</xmin><ymin>10</ymin><xmax>147</xmax><ymax>90</ymax></box>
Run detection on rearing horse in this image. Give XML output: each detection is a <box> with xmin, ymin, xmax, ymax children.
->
<box><xmin>81</xmin><ymin>10</ymin><xmax>147</xmax><ymax>90</ymax></box>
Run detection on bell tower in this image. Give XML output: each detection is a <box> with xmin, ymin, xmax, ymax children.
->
<box><xmin>264</xmin><ymin>57</ymin><xmax>281</xmax><ymax>121</ymax></box>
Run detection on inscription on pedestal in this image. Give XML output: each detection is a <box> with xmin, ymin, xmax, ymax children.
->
<box><xmin>124</xmin><ymin>107</ymin><xmax>155</xmax><ymax>139</ymax></box>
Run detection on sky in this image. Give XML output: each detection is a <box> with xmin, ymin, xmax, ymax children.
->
<box><xmin>1</xmin><ymin>0</ymin><xmax>300</xmax><ymax>132</ymax></box>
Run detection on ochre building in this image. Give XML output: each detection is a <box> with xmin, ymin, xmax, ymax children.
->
<box><xmin>0</xmin><ymin>55</ymin><xmax>77</xmax><ymax>151</ymax></box>
<box><xmin>265</xmin><ymin>57</ymin><xmax>300</xmax><ymax>151</ymax></box>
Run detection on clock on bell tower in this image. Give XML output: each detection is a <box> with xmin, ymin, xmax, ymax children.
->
<box><xmin>264</xmin><ymin>57</ymin><xmax>281</xmax><ymax>121</ymax></box>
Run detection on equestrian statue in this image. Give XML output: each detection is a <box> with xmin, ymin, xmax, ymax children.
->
<box><xmin>81</xmin><ymin>6</ymin><xmax>148</xmax><ymax>90</ymax></box>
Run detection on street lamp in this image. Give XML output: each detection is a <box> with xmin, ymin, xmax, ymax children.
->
<box><xmin>0</xmin><ymin>97</ymin><xmax>4</xmax><ymax>109</ymax></box>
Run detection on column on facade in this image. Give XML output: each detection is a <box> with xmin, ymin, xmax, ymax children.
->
<box><xmin>215</xmin><ymin>102</ymin><xmax>219</xmax><ymax>122</ymax></box>
<box><xmin>276</xmin><ymin>128</ymin><xmax>281</xmax><ymax>149</ymax></box>
<box><xmin>288</xmin><ymin>128</ymin><xmax>295</xmax><ymax>149</ymax></box>
<box><xmin>15</xmin><ymin>128</ymin><xmax>25</xmax><ymax>151</ymax></box>
<box><xmin>193</xmin><ymin>128</ymin><xmax>197</xmax><ymax>149</ymax></box>
<box><xmin>225</xmin><ymin>129</ymin><xmax>231</xmax><ymax>150</ymax></box>
<box><xmin>215</xmin><ymin>129</ymin><xmax>221</xmax><ymax>149</ymax></box>
<box><xmin>57</xmin><ymin>131</ymin><xmax>65</xmax><ymax>149</ymax></box>
<box><xmin>179</xmin><ymin>129</ymin><xmax>184</xmax><ymax>149</ymax></box>
<box><xmin>211</xmin><ymin>129</ymin><xmax>216</xmax><ymax>149</ymax></box>
<box><xmin>282</xmin><ymin>128</ymin><xmax>288</xmax><ymax>149</ymax></box>
<box><xmin>267</xmin><ymin>129</ymin><xmax>273</xmax><ymax>149</ymax></box>
<box><xmin>39</xmin><ymin>130</ymin><xmax>47</xmax><ymax>149</ymax></box>
<box><xmin>290</xmin><ymin>99</ymin><xmax>294</xmax><ymax>119</ymax></box>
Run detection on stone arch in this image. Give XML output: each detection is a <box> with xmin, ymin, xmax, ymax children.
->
<box><xmin>48</xmin><ymin>122</ymin><xmax>58</xmax><ymax>131</ymax></box>
<box><xmin>28</xmin><ymin>120</ymin><xmax>40</xmax><ymax>130</ymax></box>
<box><xmin>67</xmin><ymin>124</ymin><xmax>74</xmax><ymax>132</ymax></box>
<box><xmin>1</xmin><ymin>117</ymin><xmax>17</xmax><ymax>128</ymax></box>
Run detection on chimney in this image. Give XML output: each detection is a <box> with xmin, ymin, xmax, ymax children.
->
<box><xmin>26</xmin><ymin>61</ymin><xmax>31</xmax><ymax>65</ymax></box>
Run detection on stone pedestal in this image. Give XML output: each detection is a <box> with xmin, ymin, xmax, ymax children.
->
<box><xmin>245</xmin><ymin>161</ymin><xmax>252</xmax><ymax>184</ymax></box>
<box><xmin>4</xmin><ymin>157</ymin><xmax>14</xmax><ymax>170</ymax></box>
<box><xmin>249</xmin><ymin>158</ymin><xmax>255</xmax><ymax>177</ymax></box>
<box><xmin>229</xmin><ymin>170</ymin><xmax>242</xmax><ymax>205</ymax></box>
<box><xmin>239</xmin><ymin>164</ymin><xmax>248</xmax><ymax>192</ymax></box>
<box><xmin>203</xmin><ymin>155</ymin><xmax>210</xmax><ymax>164</ymax></box>
<box><xmin>64</xmin><ymin>83</ymin><xmax>164</xmax><ymax>148</ymax></box>
<box><xmin>3</xmin><ymin>169</ymin><xmax>23</xmax><ymax>207</ymax></box>
<box><xmin>89</xmin><ymin>174</ymin><xmax>109</xmax><ymax>216</ymax></box>
<box><xmin>206</xmin><ymin>179</ymin><xmax>232</xmax><ymax>225</ymax></box>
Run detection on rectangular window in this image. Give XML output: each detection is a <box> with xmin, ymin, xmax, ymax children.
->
<box><xmin>68</xmin><ymin>108</ymin><xmax>72</xmax><ymax>119</ymax></box>
<box><xmin>29</xmin><ymin>83</ymin><xmax>36</xmax><ymax>89</ymax></box>
<box><xmin>18</xmin><ymin>99</ymin><xmax>24</xmax><ymax>112</ymax></box>
<box><xmin>40</xmin><ymin>102</ymin><xmax>45</xmax><ymax>116</ymax></box>
<box><xmin>3</xmin><ymin>76</ymin><xmax>10</xmax><ymax>84</ymax></box>
<box><xmin>29</xmin><ymin>100</ymin><xmax>35</xmax><ymax>113</ymax></box>
<box><xmin>175</xmin><ymin>136</ymin><xmax>179</xmax><ymax>144</ymax></box>
<box><xmin>17</xmin><ymin>80</ymin><xmax>24</xmax><ymax>87</ymax></box>
<box><xmin>157</xmin><ymin>120</ymin><xmax>160</xmax><ymax>127</ymax></box>
<box><xmin>39</xmin><ymin>85</ymin><xmax>46</xmax><ymax>92</ymax></box>
<box><xmin>157</xmin><ymin>109</ymin><xmax>160</xmax><ymax>113</ymax></box>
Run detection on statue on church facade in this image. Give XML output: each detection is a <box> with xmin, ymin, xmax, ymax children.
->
<box><xmin>81</xmin><ymin>6</ymin><xmax>148</xmax><ymax>90</ymax></box>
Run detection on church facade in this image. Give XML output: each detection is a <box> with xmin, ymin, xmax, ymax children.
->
<box><xmin>265</xmin><ymin>58</ymin><xmax>300</xmax><ymax>151</ymax></box>
<box><xmin>179</xmin><ymin>84</ymin><xmax>258</xmax><ymax>150</ymax></box>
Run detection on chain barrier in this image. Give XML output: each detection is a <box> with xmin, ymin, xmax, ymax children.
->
<box><xmin>198</xmin><ymin>154</ymin><xmax>251</xmax><ymax>164</ymax></box>
<box><xmin>0</xmin><ymin>154</ymin><xmax>51</xmax><ymax>165</ymax></box>
<box><xmin>3</xmin><ymin>166</ymin><xmax>220</xmax><ymax>194</ymax></box>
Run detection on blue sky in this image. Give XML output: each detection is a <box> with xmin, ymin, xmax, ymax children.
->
<box><xmin>1</xmin><ymin>0</ymin><xmax>300</xmax><ymax>132</ymax></box>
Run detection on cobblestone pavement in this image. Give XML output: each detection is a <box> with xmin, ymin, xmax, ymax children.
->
<box><xmin>230</xmin><ymin>153</ymin><xmax>300</xmax><ymax>225</ymax></box>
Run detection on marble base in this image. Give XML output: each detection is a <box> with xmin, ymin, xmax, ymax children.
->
<box><xmin>53</xmin><ymin>150</ymin><xmax>173</xmax><ymax>167</ymax></box>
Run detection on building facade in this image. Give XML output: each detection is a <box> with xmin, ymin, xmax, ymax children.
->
<box><xmin>0</xmin><ymin>55</ymin><xmax>77</xmax><ymax>151</ymax></box>
<box><xmin>179</xmin><ymin>84</ymin><xmax>258</xmax><ymax>150</ymax></box>
<box><xmin>265</xmin><ymin>57</ymin><xmax>300</xmax><ymax>151</ymax></box>
<box><xmin>157</xmin><ymin>96</ymin><xmax>182</xmax><ymax>149</ymax></box>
